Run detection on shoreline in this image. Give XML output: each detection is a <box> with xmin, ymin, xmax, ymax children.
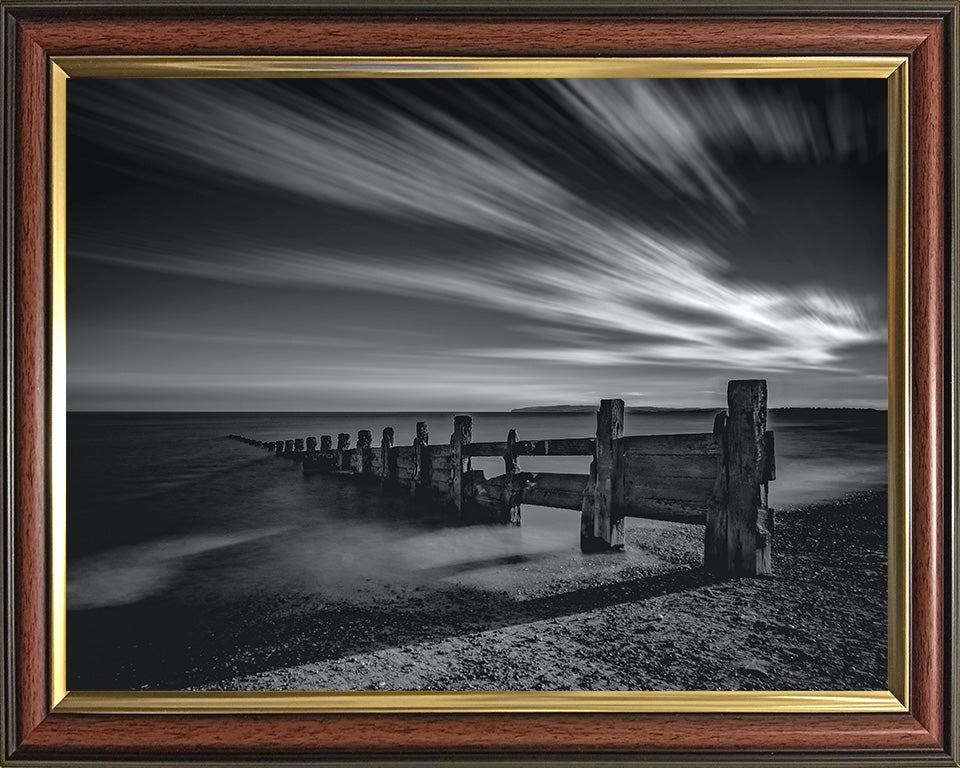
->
<box><xmin>183</xmin><ymin>489</ymin><xmax>887</xmax><ymax>692</ymax></box>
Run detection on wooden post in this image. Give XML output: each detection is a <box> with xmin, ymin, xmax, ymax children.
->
<box><xmin>336</xmin><ymin>433</ymin><xmax>350</xmax><ymax>471</ymax></box>
<box><xmin>320</xmin><ymin>435</ymin><xmax>332</xmax><ymax>453</ymax></box>
<box><xmin>275</xmin><ymin>441</ymin><xmax>284</xmax><ymax>456</ymax></box>
<box><xmin>380</xmin><ymin>427</ymin><xmax>395</xmax><ymax>483</ymax></box>
<box><xmin>293</xmin><ymin>438</ymin><xmax>305</xmax><ymax>462</ymax></box>
<box><xmin>504</xmin><ymin>429</ymin><xmax>522</xmax><ymax>526</ymax></box>
<box><xmin>413</xmin><ymin>422</ymin><xmax>429</xmax><ymax>494</ymax></box>
<box><xmin>450</xmin><ymin>415</ymin><xmax>472</xmax><ymax>521</ymax></box>
<box><xmin>580</xmin><ymin>399</ymin><xmax>624</xmax><ymax>552</ymax></box>
<box><xmin>283</xmin><ymin>439</ymin><xmax>295</xmax><ymax>458</ymax></box>
<box><xmin>705</xmin><ymin>379</ymin><xmax>772</xmax><ymax>576</ymax></box>
<box><xmin>355</xmin><ymin>430</ymin><xmax>373</xmax><ymax>474</ymax></box>
<box><xmin>306</xmin><ymin>436</ymin><xmax>317</xmax><ymax>453</ymax></box>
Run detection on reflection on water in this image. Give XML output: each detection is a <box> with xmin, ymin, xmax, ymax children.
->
<box><xmin>67</xmin><ymin>410</ymin><xmax>886</xmax><ymax>613</ymax></box>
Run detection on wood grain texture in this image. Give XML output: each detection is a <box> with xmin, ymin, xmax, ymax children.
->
<box><xmin>13</xmin><ymin>20</ymin><xmax>48</xmax><ymax>749</ymax></box>
<box><xmin>907</xmin><ymin>14</ymin><xmax>945</xmax><ymax>746</ymax></box>
<box><xmin>14</xmin><ymin>16</ymin><xmax>943</xmax><ymax>56</ymax></box>
<box><xmin>2</xmin><ymin>5</ymin><xmax>954</xmax><ymax>764</ymax></box>
<box><xmin>13</xmin><ymin>711</ymin><xmax>942</xmax><ymax>756</ymax></box>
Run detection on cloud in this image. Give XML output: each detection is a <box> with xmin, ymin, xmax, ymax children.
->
<box><xmin>68</xmin><ymin>78</ymin><xmax>886</xmax><ymax>401</ymax></box>
<box><xmin>74</xmin><ymin>219</ymin><xmax>882</xmax><ymax>374</ymax></box>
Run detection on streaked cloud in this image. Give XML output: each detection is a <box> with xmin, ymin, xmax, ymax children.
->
<box><xmin>67</xmin><ymin>78</ymin><xmax>887</xmax><ymax>409</ymax></box>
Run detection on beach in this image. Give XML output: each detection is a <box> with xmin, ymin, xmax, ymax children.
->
<box><xmin>190</xmin><ymin>490</ymin><xmax>885</xmax><ymax>692</ymax></box>
<box><xmin>67</xmin><ymin>410</ymin><xmax>886</xmax><ymax>691</ymax></box>
<box><xmin>68</xmin><ymin>488</ymin><xmax>885</xmax><ymax>692</ymax></box>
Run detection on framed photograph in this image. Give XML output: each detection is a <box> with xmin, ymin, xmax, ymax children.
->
<box><xmin>1</xmin><ymin>2</ymin><xmax>956</xmax><ymax>766</ymax></box>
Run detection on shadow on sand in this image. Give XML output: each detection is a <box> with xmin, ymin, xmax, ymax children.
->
<box><xmin>68</xmin><ymin>558</ymin><xmax>723</xmax><ymax>690</ymax></box>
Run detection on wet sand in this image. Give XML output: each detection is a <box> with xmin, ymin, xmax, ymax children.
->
<box><xmin>178</xmin><ymin>490</ymin><xmax>885</xmax><ymax>692</ymax></box>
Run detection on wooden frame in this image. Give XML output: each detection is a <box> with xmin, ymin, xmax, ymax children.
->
<box><xmin>1</xmin><ymin>2</ymin><xmax>957</xmax><ymax>765</ymax></box>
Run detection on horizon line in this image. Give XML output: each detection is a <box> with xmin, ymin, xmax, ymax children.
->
<box><xmin>66</xmin><ymin>405</ymin><xmax>890</xmax><ymax>414</ymax></box>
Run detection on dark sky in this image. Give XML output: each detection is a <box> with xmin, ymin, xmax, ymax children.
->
<box><xmin>66</xmin><ymin>78</ymin><xmax>887</xmax><ymax>411</ymax></box>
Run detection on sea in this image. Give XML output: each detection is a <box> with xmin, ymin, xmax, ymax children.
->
<box><xmin>66</xmin><ymin>409</ymin><xmax>886</xmax><ymax>688</ymax></box>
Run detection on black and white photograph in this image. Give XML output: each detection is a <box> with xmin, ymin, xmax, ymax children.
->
<box><xmin>66</xmin><ymin>76</ymin><xmax>888</xmax><ymax>693</ymax></box>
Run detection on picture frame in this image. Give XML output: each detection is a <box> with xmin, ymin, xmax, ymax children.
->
<box><xmin>1</xmin><ymin>1</ymin><xmax>957</xmax><ymax>765</ymax></box>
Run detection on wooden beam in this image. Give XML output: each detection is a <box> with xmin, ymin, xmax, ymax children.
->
<box><xmin>620</xmin><ymin>498</ymin><xmax>708</xmax><ymax>525</ymax></box>
<box><xmin>524</xmin><ymin>472</ymin><xmax>589</xmax><ymax>511</ymax></box>
<box><xmin>466</xmin><ymin>437</ymin><xmax>596</xmax><ymax>458</ymax></box>
<box><xmin>621</xmin><ymin>433</ymin><xmax>720</xmax><ymax>457</ymax></box>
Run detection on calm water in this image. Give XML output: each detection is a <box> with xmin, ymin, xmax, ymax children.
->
<box><xmin>67</xmin><ymin>409</ymin><xmax>886</xmax><ymax>616</ymax></box>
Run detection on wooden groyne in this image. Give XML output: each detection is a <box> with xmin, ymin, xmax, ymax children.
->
<box><xmin>226</xmin><ymin>379</ymin><xmax>776</xmax><ymax>576</ymax></box>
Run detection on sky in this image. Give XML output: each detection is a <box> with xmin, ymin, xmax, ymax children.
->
<box><xmin>66</xmin><ymin>77</ymin><xmax>888</xmax><ymax>412</ymax></box>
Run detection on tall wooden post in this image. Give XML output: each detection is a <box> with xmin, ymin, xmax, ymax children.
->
<box><xmin>504</xmin><ymin>429</ymin><xmax>522</xmax><ymax>526</ymax></box>
<box><xmin>705</xmin><ymin>379</ymin><xmax>772</xmax><ymax>576</ymax></box>
<box><xmin>336</xmin><ymin>433</ymin><xmax>350</xmax><ymax>471</ymax></box>
<box><xmin>320</xmin><ymin>435</ymin><xmax>332</xmax><ymax>453</ymax></box>
<box><xmin>451</xmin><ymin>415</ymin><xmax>472</xmax><ymax>521</ymax></box>
<box><xmin>283</xmin><ymin>439</ymin><xmax>295</xmax><ymax>458</ymax></box>
<box><xmin>306</xmin><ymin>436</ymin><xmax>318</xmax><ymax>453</ymax></box>
<box><xmin>580</xmin><ymin>399</ymin><xmax>624</xmax><ymax>552</ymax></box>
<box><xmin>380</xmin><ymin>427</ymin><xmax>395</xmax><ymax>483</ymax></box>
<box><xmin>413</xmin><ymin>422</ymin><xmax>429</xmax><ymax>493</ymax></box>
<box><xmin>275</xmin><ymin>441</ymin><xmax>284</xmax><ymax>456</ymax></box>
<box><xmin>355</xmin><ymin>430</ymin><xmax>373</xmax><ymax>474</ymax></box>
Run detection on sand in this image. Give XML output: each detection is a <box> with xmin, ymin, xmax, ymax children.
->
<box><xmin>191</xmin><ymin>490</ymin><xmax>886</xmax><ymax>692</ymax></box>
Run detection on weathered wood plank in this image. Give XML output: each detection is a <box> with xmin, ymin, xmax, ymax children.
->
<box><xmin>466</xmin><ymin>437</ymin><xmax>596</xmax><ymax>458</ymax></box>
<box><xmin>620</xmin><ymin>498</ymin><xmax>709</xmax><ymax>524</ymax></box>
<box><xmin>465</xmin><ymin>441</ymin><xmax>509</xmax><ymax>457</ymax></box>
<box><xmin>428</xmin><ymin>456</ymin><xmax>453</xmax><ymax>472</ymax></box>
<box><xmin>336</xmin><ymin>433</ymin><xmax>351</xmax><ymax>471</ymax></box>
<box><xmin>524</xmin><ymin>472</ymin><xmax>589</xmax><ymax>511</ymax></box>
<box><xmin>353</xmin><ymin>430</ymin><xmax>372</xmax><ymax>474</ymax></box>
<box><xmin>581</xmin><ymin>399</ymin><xmax>624</xmax><ymax>552</ymax></box>
<box><xmin>516</xmin><ymin>437</ymin><xmax>595</xmax><ymax>456</ymax></box>
<box><xmin>394</xmin><ymin>446</ymin><xmax>417</xmax><ymax>482</ymax></box>
<box><xmin>704</xmin><ymin>380</ymin><xmax>771</xmax><ymax>576</ymax></box>
<box><xmin>623</xmin><ymin>475</ymin><xmax>716</xmax><ymax>503</ymax></box>
<box><xmin>380</xmin><ymin>428</ymin><xmax>395</xmax><ymax>482</ymax></box>
<box><xmin>503</xmin><ymin>430</ymin><xmax>521</xmax><ymax>524</ymax></box>
<box><xmin>622</xmin><ymin>453</ymin><xmax>720</xmax><ymax>481</ymax></box>
<box><xmin>428</xmin><ymin>444</ymin><xmax>453</xmax><ymax>459</ymax></box>
<box><xmin>414</xmin><ymin>422</ymin><xmax>429</xmax><ymax>485</ymax></box>
<box><xmin>450</xmin><ymin>415</ymin><xmax>472</xmax><ymax>519</ymax></box>
<box><xmin>621</xmin><ymin>432</ymin><xmax>720</xmax><ymax>457</ymax></box>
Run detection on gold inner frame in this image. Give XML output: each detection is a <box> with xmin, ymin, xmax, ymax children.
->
<box><xmin>48</xmin><ymin>55</ymin><xmax>910</xmax><ymax>714</ymax></box>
